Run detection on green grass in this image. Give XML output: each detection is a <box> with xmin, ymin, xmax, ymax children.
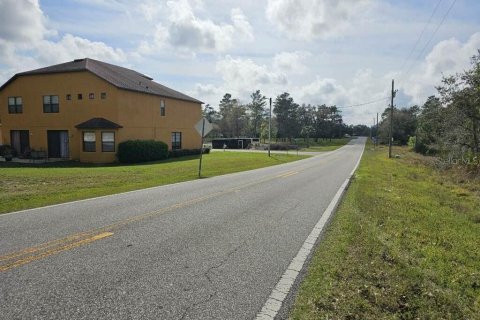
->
<box><xmin>0</xmin><ymin>152</ymin><xmax>308</xmax><ymax>214</ymax></box>
<box><xmin>295</xmin><ymin>138</ymin><xmax>351</xmax><ymax>152</ymax></box>
<box><xmin>290</xmin><ymin>145</ymin><xmax>480</xmax><ymax>319</ymax></box>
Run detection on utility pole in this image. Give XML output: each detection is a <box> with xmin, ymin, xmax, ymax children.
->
<box><xmin>376</xmin><ymin>112</ymin><xmax>379</xmax><ymax>149</ymax></box>
<box><xmin>373</xmin><ymin>117</ymin><xmax>375</xmax><ymax>149</ymax></box>
<box><xmin>198</xmin><ymin>118</ymin><xmax>205</xmax><ymax>178</ymax></box>
<box><xmin>389</xmin><ymin>79</ymin><xmax>396</xmax><ymax>159</ymax></box>
<box><xmin>268</xmin><ymin>97</ymin><xmax>272</xmax><ymax>157</ymax></box>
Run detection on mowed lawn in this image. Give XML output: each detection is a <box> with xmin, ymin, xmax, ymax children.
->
<box><xmin>295</xmin><ymin>137</ymin><xmax>351</xmax><ymax>152</ymax></box>
<box><xmin>291</xmin><ymin>145</ymin><xmax>480</xmax><ymax>319</ymax></box>
<box><xmin>0</xmin><ymin>152</ymin><xmax>308</xmax><ymax>214</ymax></box>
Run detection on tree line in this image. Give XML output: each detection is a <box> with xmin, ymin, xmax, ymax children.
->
<box><xmin>204</xmin><ymin>90</ymin><xmax>369</xmax><ymax>142</ymax></box>
<box><xmin>376</xmin><ymin>50</ymin><xmax>480</xmax><ymax>161</ymax></box>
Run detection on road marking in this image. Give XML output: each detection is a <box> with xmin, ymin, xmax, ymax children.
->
<box><xmin>255</xmin><ymin>141</ymin><xmax>365</xmax><ymax>320</ymax></box>
<box><xmin>0</xmin><ymin>167</ymin><xmax>304</xmax><ymax>272</ymax></box>
<box><xmin>0</xmin><ymin>142</ymin><xmax>362</xmax><ymax>273</ymax></box>
<box><xmin>279</xmin><ymin>171</ymin><xmax>298</xmax><ymax>178</ymax></box>
<box><xmin>0</xmin><ymin>232</ymin><xmax>113</xmax><ymax>272</ymax></box>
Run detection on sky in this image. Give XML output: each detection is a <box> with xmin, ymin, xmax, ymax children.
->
<box><xmin>0</xmin><ymin>0</ymin><xmax>479</xmax><ymax>125</ymax></box>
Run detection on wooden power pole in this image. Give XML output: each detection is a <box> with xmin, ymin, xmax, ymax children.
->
<box><xmin>389</xmin><ymin>79</ymin><xmax>395</xmax><ymax>159</ymax></box>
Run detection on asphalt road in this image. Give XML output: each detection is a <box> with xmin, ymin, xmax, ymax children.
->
<box><xmin>0</xmin><ymin>137</ymin><xmax>366</xmax><ymax>320</ymax></box>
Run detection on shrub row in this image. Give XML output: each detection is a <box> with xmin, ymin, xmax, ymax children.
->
<box><xmin>169</xmin><ymin>148</ymin><xmax>210</xmax><ymax>158</ymax></box>
<box><xmin>117</xmin><ymin>140</ymin><xmax>168</xmax><ymax>163</ymax></box>
<box><xmin>0</xmin><ymin>145</ymin><xmax>16</xmax><ymax>157</ymax></box>
<box><xmin>269</xmin><ymin>144</ymin><xmax>300</xmax><ymax>150</ymax></box>
<box><xmin>117</xmin><ymin>140</ymin><xmax>211</xmax><ymax>163</ymax></box>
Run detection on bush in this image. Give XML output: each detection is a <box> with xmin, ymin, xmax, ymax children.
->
<box><xmin>117</xmin><ymin>140</ymin><xmax>168</xmax><ymax>163</ymax></box>
<box><xmin>168</xmin><ymin>148</ymin><xmax>210</xmax><ymax>158</ymax></box>
<box><xmin>269</xmin><ymin>144</ymin><xmax>300</xmax><ymax>151</ymax></box>
<box><xmin>407</xmin><ymin>136</ymin><xmax>416</xmax><ymax>150</ymax></box>
<box><xmin>0</xmin><ymin>145</ymin><xmax>15</xmax><ymax>157</ymax></box>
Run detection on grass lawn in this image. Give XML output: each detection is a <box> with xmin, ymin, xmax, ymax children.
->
<box><xmin>0</xmin><ymin>152</ymin><xmax>308</xmax><ymax>214</ymax></box>
<box><xmin>290</xmin><ymin>145</ymin><xmax>480</xmax><ymax>319</ymax></box>
<box><xmin>295</xmin><ymin>137</ymin><xmax>351</xmax><ymax>152</ymax></box>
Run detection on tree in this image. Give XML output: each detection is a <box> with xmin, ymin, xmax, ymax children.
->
<box><xmin>217</xmin><ymin>93</ymin><xmax>247</xmax><ymax>137</ymax></box>
<box><xmin>301</xmin><ymin>125</ymin><xmax>315</xmax><ymax>147</ymax></box>
<box><xmin>416</xmin><ymin>96</ymin><xmax>444</xmax><ymax>154</ymax></box>
<box><xmin>260</xmin><ymin>118</ymin><xmax>277</xmax><ymax>143</ymax></box>
<box><xmin>246</xmin><ymin>90</ymin><xmax>267</xmax><ymax>137</ymax></box>
<box><xmin>203</xmin><ymin>104</ymin><xmax>219</xmax><ymax>123</ymax></box>
<box><xmin>378</xmin><ymin>106</ymin><xmax>418</xmax><ymax>145</ymax></box>
<box><xmin>273</xmin><ymin>92</ymin><xmax>300</xmax><ymax>141</ymax></box>
<box><xmin>435</xmin><ymin>51</ymin><xmax>480</xmax><ymax>158</ymax></box>
<box><xmin>202</xmin><ymin>104</ymin><xmax>221</xmax><ymax>138</ymax></box>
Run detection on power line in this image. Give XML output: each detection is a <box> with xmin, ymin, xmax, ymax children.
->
<box><xmin>337</xmin><ymin>96</ymin><xmax>389</xmax><ymax>109</ymax></box>
<box><xmin>399</xmin><ymin>0</ymin><xmax>443</xmax><ymax>74</ymax></box>
<box><xmin>400</xmin><ymin>0</ymin><xmax>457</xmax><ymax>83</ymax></box>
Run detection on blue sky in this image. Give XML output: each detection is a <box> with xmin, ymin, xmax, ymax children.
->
<box><xmin>1</xmin><ymin>0</ymin><xmax>479</xmax><ymax>124</ymax></box>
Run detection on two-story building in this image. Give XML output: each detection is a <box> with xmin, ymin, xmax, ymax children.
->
<box><xmin>0</xmin><ymin>58</ymin><xmax>203</xmax><ymax>163</ymax></box>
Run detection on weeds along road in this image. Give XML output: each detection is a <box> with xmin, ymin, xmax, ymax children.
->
<box><xmin>0</xmin><ymin>137</ymin><xmax>366</xmax><ymax>320</ymax></box>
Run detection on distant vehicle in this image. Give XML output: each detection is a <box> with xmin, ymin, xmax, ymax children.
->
<box><xmin>212</xmin><ymin>138</ymin><xmax>260</xmax><ymax>149</ymax></box>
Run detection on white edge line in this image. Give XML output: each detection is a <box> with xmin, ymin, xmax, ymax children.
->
<box><xmin>255</xmin><ymin>141</ymin><xmax>365</xmax><ymax>320</ymax></box>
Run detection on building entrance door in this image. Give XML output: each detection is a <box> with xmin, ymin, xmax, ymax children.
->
<box><xmin>47</xmin><ymin>131</ymin><xmax>69</xmax><ymax>158</ymax></box>
<box><xmin>10</xmin><ymin>130</ymin><xmax>30</xmax><ymax>156</ymax></box>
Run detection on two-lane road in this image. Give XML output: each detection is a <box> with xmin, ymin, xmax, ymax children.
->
<box><xmin>1</xmin><ymin>137</ymin><xmax>365</xmax><ymax>319</ymax></box>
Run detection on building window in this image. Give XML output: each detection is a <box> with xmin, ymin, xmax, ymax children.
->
<box><xmin>78</xmin><ymin>94</ymin><xmax>83</xmax><ymax>100</ymax></box>
<box><xmin>101</xmin><ymin>132</ymin><xmax>115</xmax><ymax>152</ymax></box>
<box><xmin>66</xmin><ymin>94</ymin><xmax>72</xmax><ymax>101</ymax></box>
<box><xmin>160</xmin><ymin>100</ymin><xmax>165</xmax><ymax>116</ymax></box>
<box><xmin>101</xmin><ymin>92</ymin><xmax>107</xmax><ymax>99</ymax></box>
<box><xmin>89</xmin><ymin>93</ymin><xmax>95</xmax><ymax>99</ymax></box>
<box><xmin>43</xmin><ymin>95</ymin><xmax>59</xmax><ymax>113</ymax></box>
<box><xmin>171</xmin><ymin>132</ymin><xmax>182</xmax><ymax>150</ymax></box>
<box><xmin>8</xmin><ymin>97</ymin><xmax>22</xmax><ymax>114</ymax></box>
<box><xmin>83</xmin><ymin>131</ymin><xmax>96</xmax><ymax>152</ymax></box>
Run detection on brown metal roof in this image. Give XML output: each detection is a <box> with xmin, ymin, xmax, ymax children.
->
<box><xmin>0</xmin><ymin>58</ymin><xmax>202</xmax><ymax>104</ymax></box>
<box><xmin>75</xmin><ymin>117</ymin><xmax>123</xmax><ymax>129</ymax></box>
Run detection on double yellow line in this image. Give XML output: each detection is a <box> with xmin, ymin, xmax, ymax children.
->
<box><xmin>0</xmin><ymin>232</ymin><xmax>113</xmax><ymax>272</ymax></box>
<box><xmin>0</xmin><ymin>168</ymin><xmax>306</xmax><ymax>272</ymax></box>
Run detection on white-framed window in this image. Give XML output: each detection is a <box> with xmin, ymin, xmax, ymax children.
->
<box><xmin>101</xmin><ymin>132</ymin><xmax>115</xmax><ymax>152</ymax></box>
<box><xmin>8</xmin><ymin>96</ymin><xmax>22</xmax><ymax>113</ymax></box>
<box><xmin>172</xmin><ymin>132</ymin><xmax>181</xmax><ymax>150</ymax></box>
<box><xmin>83</xmin><ymin>131</ymin><xmax>96</xmax><ymax>152</ymax></box>
<box><xmin>160</xmin><ymin>100</ymin><xmax>165</xmax><ymax>116</ymax></box>
<box><xmin>43</xmin><ymin>95</ymin><xmax>59</xmax><ymax>113</ymax></box>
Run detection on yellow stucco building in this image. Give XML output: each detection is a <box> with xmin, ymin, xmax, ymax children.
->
<box><xmin>0</xmin><ymin>58</ymin><xmax>203</xmax><ymax>163</ymax></box>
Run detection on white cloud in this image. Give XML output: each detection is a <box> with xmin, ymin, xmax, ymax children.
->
<box><xmin>231</xmin><ymin>8</ymin><xmax>254</xmax><ymax>42</ymax></box>
<box><xmin>266</xmin><ymin>0</ymin><xmax>371</xmax><ymax>40</ymax></box>
<box><xmin>403</xmin><ymin>32</ymin><xmax>480</xmax><ymax>104</ymax></box>
<box><xmin>189</xmin><ymin>55</ymin><xmax>289</xmax><ymax>104</ymax></box>
<box><xmin>0</xmin><ymin>0</ymin><xmax>126</xmax><ymax>81</ymax></box>
<box><xmin>0</xmin><ymin>0</ymin><xmax>51</xmax><ymax>43</ymax></box>
<box><xmin>137</xmin><ymin>0</ymin><xmax>165</xmax><ymax>23</ymax></box>
<box><xmin>216</xmin><ymin>56</ymin><xmax>287</xmax><ymax>97</ymax></box>
<box><xmin>273</xmin><ymin>51</ymin><xmax>311</xmax><ymax>74</ymax></box>
<box><xmin>296</xmin><ymin>77</ymin><xmax>348</xmax><ymax>106</ymax></box>
<box><xmin>36</xmin><ymin>34</ymin><xmax>126</xmax><ymax>65</ymax></box>
<box><xmin>139</xmin><ymin>0</ymin><xmax>254</xmax><ymax>55</ymax></box>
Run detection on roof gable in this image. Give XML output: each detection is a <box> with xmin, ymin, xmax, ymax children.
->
<box><xmin>0</xmin><ymin>58</ymin><xmax>202</xmax><ymax>104</ymax></box>
<box><xmin>75</xmin><ymin>117</ymin><xmax>123</xmax><ymax>129</ymax></box>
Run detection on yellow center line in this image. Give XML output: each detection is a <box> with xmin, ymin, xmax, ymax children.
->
<box><xmin>0</xmin><ymin>166</ymin><xmax>308</xmax><ymax>272</ymax></box>
<box><xmin>280</xmin><ymin>171</ymin><xmax>299</xmax><ymax>178</ymax></box>
<box><xmin>0</xmin><ymin>232</ymin><xmax>113</xmax><ymax>272</ymax></box>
